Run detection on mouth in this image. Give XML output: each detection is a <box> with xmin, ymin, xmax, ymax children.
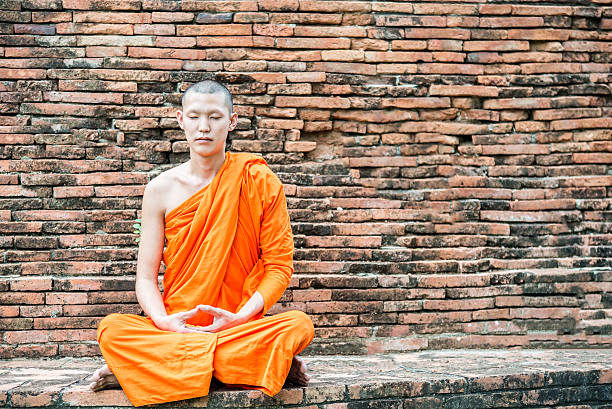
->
<box><xmin>195</xmin><ymin>137</ymin><xmax>213</xmax><ymax>142</ymax></box>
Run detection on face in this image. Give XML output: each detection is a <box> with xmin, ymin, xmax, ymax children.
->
<box><xmin>176</xmin><ymin>91</ymin><xmax>237</xmax><ymax>160</ymax></box>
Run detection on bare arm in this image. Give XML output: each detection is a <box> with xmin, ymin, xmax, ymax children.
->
<box><xmin>135</xmin><ymin>179</ymin><xmax>202</xmax><ymax>333</ymax></box>
<box><xmin>135</xmin><ymin>180</ymin><xmax>167</xmax><ymax>323</ymax></box>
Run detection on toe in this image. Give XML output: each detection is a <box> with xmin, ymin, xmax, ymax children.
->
<box><xmin>100</xmin><ymin>365</ymin><xmax>112</xmax><ymax>377</ymax></box>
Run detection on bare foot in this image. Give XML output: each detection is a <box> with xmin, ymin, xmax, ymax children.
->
<box><xmin>285</xmin><ymin>356</ymin><xmax>310</xmax><ymax>387</ymax></box>
<box><xmin>89</xmin><ymin>364</ymin><xmax>121</xmax><ymax>392</ymax></box>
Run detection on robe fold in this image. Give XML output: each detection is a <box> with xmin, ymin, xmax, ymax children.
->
<box><xmin>97</xmin><ymin>152</ymin><xmax>314</xmax><ymax>407</ymax></box>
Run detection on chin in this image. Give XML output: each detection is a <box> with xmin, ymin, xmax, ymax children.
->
<box><xmin>191</xmin><ymin>145</ymin><xmax>225</xmax><ymax>158</ymax></box>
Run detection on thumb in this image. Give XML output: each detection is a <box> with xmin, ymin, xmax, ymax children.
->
<box><xmin>179</xmin><ymin>307</ymin><xmax>200</xmax><ymax>319</ymax></box>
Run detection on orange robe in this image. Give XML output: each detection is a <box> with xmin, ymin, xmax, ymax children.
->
<box><xmin>97</xmin><ymin>152</ymin><xmax>314</xmax><ymax>407</ymax></box>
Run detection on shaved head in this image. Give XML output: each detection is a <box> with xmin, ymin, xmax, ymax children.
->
<box><xmin>182</xmin><ymin>80</ymin><xmax>233</xmax><ymax>115</ymax></box>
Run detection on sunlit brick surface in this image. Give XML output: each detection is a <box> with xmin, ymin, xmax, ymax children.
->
<box><xmin>0</xmin><ymin>1</ymin><xmax>611</xmax><ymax>357</ymax></box>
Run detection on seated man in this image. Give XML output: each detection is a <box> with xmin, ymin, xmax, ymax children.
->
<box><xmin>89</xmin><ymin>80</ymin><xmax>314</xmax><ymax>407</ymax></box>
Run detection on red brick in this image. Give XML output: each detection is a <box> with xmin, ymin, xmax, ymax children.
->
<box><xmin>0</xmin><ymin>68</ymin><xmax>46</xmax><ymax>79</ymax></box>
<box><xmin>484</xmin><ymin>16</ymin><xmax>546</xmax><ymax>27</ymax></box>
<box><xmin>258</xmin><ymin>0</ymin><xmax>298</xmax><ymax>11</ymax></box>
<box><xmin>277</xmin><ymin>37</ymin><xmax>350</xmax><ymax>49</ymax></box>
<box><xmin>73</xmin><ymin>11</ymin><xmax>150</xmax><ymax>23</ymax></box>
<box><xmin>177</xmin><ymin>24</ymin><xmax>251</xmax><ymax>36</ymax></box>
<box><xmin>572</xmin><ymin>153</ymin><xmax>612</xmax><ymax>164</ymax></box>
<box><xmin>521</xmin><ymin>63</ymin><xmax>582</xmax><ymax>74</ymax></box>
<box><xmin>306</xmin><ymin>301</ymin><xmax>383</xmax><ymax>314</ymax></box>
<box><xmin>4</xmin><ymin>330</ymin><xmax>49</xmax><ymax>344</ymax></box>
<box><xmin>404</xmin><ymin>28</ymin><xmax>469</xmax><ymax>39</ymax></box>
<box><xmin>481</xmin><ymin>210</ymin><xmax>581</xmax><ymax>223</ymax></box>
<box><xmin>0</xmin><ymin>293</ymin><xmax>44</xmax><ymax>305</ymax></box>
<box><xmin>253</xmin><ymin>23</ymin><xmax>293</xmax><ymax>37</ymax></box>
<box><xmin>0</xmin><ymin>306</ymin><xmax>19</xmax><ymax>317</ymax></box>
<box><xmin>156</xmin><ymin>36</ymin><xmax>196</xmax><ymax>48</ymax></box>
<box><xmin>181</xmin><ymin>1</ymin><xmax>258</xmax><ymax>12</ymax></box>
<box><xmin>510</xmin><ymin>199</ymin><xmax>576</xmax><ymax>211</ymax></box>
<box><xmin>400</xmin><ymin>311</ymin><xmax>471</xmax><ymax>324</ymax></box>
<box><xmin>10</xmin><ymin>277</ymin><xmax>52</xmax><ymax>291</ymax></box>
<box><xmin>418</xmin><ymin>63</ymin><xmax>484</xmax><ymax>75</ymax></box>
<box><xmin>63</xmin><ymin>0</ymin><xmax>140</xmax><ymax>10</ymax></box>
<box><xmin>151</xmin><ymin>11</ymin><xmax>193</xmax><ymax>22</ymax></box>
<box><xmin>56</xmin><ymin>22</ymin><xmax>132</xmax><ymax>35</ymax></box>
<box><xmin>33</xmin><ymin>316</ymin><xmax>100</xmax><ymax>329</ymax></box>
<box><xmin>292</xmin><ymin>289</ymin><xmax>332</xmax><ymax>302</ymax></box>
<box><xmin>348</xmin><ymin>157</ymin><xmax>417</xmax><ymax>168</ymax></box>
<box><xmin>413</xmin><ymin>3</ymin><xmax>476</xmax><ymax>14</ymax></box>
<box><xmin>551</xmin><ymin>117</ymin><xmax>612</xmax><ymax>131</ymax></box>
<box><xmin>465</xmin><ymin>41</ymin><xmax>530</xmax><ymax>52</ymax></box>
<box><xmin>507</xmin><ymin>29</ymin><xmax>570</xmax><ymax>41</ymax></box>
<box><xmin>45</xmin><ymin>292</ymin><xmax>88</xmax><ymax>305</ymax></box>
<box><xmin>424</xmin><ymin>298</ymin><xmax>494</xmax><ymax>311</ymax></box>
<box><xmin>295</xmin><ymin>25</ymin><xmax>365</xmax><ymax>37</ymax></box>
<box><xmin>32</xmin><ymin>11</ymin><xmax>72</xmax><ymax>22</ymax></box>
<box><xmin>481</xmin><ymin>144</ymin><xmax>549</xmax><ymax>155</ymax></box>
<box><xmin>276</xmin><ymin>96</ymin><xmax>350</xmax><ymax>109</ymax></box>
<box><xmin>512</xmin><ymin>5</ymin><xmax>572</xmax><ymax>15</ymax></box>
<box><xmin>48</xmin><ymin>329</ymin><xmax>97</xmax><ymax>342</ymax></box>
<box><xmin>484</xmin><ymin>98</ymin><xmax>552</xmax><ymax>110</ymax></box>
<box><xmin>430</xmin><ymin>85</ymin><xmax>498</xmax><ymax>97</ymax></box>
<box><xmin>479</xmin><ymin>5</ymin><xmax>511</xmax><ymax>14</ymax></box>
<box><xmin>285</xmin><ymin>141</ymin><xmax>316</xmax><ymax>152</ymax></box>
<box><xmin>299</xmin><ymin>1</ymin><xmax>371</xmax><ymax>12</ymax></box>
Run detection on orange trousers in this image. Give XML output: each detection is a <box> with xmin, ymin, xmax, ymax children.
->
<box><xmin>98</xmin><ymin>310</ymin><xmax>314</xmax><ymax>406</ymax></box>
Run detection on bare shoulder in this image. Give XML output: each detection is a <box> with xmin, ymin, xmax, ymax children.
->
<box><xmin>143</xmin><ymin>165</ymin><xmax>185</xmax><ymax>215</ymax></box>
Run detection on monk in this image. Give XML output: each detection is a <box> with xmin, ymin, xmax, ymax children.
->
<box><xmin>88</xmin><ymin>80</ymin><xmax>314</xmax><ymax>407</ymax></box>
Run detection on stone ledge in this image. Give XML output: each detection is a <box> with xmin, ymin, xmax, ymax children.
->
<box><xmin>2</xmin><ymin>349</ymin><xmax>612</xmax><ymax>408</ymax></box>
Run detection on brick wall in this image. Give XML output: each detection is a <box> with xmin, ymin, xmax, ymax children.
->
<box><xmin>0</xmin><ymin>0</ymin><xmax>611</xmax><ymax>358</ymax></box>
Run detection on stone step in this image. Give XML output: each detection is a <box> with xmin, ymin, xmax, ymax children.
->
<box><xmin>2</xmin><ymin>349</ymin><xmax>612</xmax><ymax>408</ymax></box>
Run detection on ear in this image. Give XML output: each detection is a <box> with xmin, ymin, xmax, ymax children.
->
<box><xmin>229</xmin><ymin>112</ymin><xmax>238</xmax><ymax>131</ymax></box>
<box><xmin>176</xmin><ymin>109</ymin><xmax>184</xmax><ymax>129</ymax></box>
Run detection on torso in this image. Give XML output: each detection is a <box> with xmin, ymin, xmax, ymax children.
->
<box><xmin>152</xmin><ymin>162</ymin><xmax>218</xmax><ymax>220</ymax></box>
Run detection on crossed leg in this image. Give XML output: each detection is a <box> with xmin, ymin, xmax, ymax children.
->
<box><xmin>90</xmin><ymin>310</ymin><xmax>314</xmax><ymax>395</ymax></box>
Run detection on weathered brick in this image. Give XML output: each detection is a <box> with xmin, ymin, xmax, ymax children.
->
<box><xmin>1</xmin><ymin>0</ymin><xmax>610</xmax><ymax>359</ymax></box>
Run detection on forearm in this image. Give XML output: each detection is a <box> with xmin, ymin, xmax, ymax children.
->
<box><xmin>135</xmin><ymin>278</ymin><xmax>167</xmax><ymax>324</ymax></box>
<box><xmin>236</xmin><ymin>291</ymin><xmax>264</xmax><ymax>323</ymax></box>
<box><xmin>256</xmin><ymin>263</ymin><xmax>292</xmax><ymax>315</ymax></box>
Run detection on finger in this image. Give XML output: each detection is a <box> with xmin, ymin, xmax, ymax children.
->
<box><xmin>192</xmin><ymin>323</ymin><xmax>221</xmax><ymax>333</ymax></box>
<box><xmin>197</xmin><ymin>305</ymin><xmax>225</xmax><ymax>316</ymax></box>
<box><xmin>183</xmin><ymin>326</ymin><xmax>212</xmax><ymax>334</ymax></box>
<box><xmin>180</xmin><ymin>326</ymin><xmax>209</xmax><ymax>334</ymax></box>
<box><xmin>179</xmin><ymin>307</ymin><xmax>200</xmax><ymax>319</ymax></box>
<box><xmin>200</xmin><ymin>305</ymin><xmax>234</xmax><ymax>317</ymax></box>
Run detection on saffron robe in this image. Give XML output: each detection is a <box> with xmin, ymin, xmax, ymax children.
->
<box><xmin>97</xmin><ymin>152</ymin><xmax>314</xmax><ymax>407</ymax></box>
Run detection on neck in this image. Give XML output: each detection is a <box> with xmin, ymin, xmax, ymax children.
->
<box><xmin>187</xmin><ymin>151</ymin><xmax>226</xmax><ymax>185</ymax></box>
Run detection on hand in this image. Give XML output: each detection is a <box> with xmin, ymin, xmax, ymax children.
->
<box><xmin>152</xmin><ymin>307</ymin><xmax>211</xmax><ymax>334</ymax></box>
<box><xmin>190</xmin><ymin>305</ymin><xmax>246</xmax><ymax>333</ymax></box>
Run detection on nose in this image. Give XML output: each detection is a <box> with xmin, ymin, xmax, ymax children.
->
<box><xmin>198</xmin><ymin>117</ymin><xmax>210</xmax><ymax>132</ymax></box>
